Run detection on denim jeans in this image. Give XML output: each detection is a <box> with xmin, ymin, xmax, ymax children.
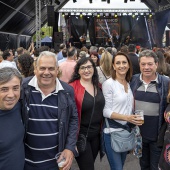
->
<box><xmin>140</xmin><ymin>138</ymin><xmax>162</xmax><ymax>170</ymax></box>
<box><xmin>103</xmin><ymin>132</ymin><xmax>127</xmax><ymax>170</ymax></box>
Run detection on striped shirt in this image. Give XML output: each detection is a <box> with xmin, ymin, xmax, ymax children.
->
<box><xmin>25</xmin><ymin>76</ymin><xmax>64</xmax><ymax>169</ymax></box>
<box><xmin>135</xmin><ymin>75</ymin><xmax>160</xmax><ymax>141</ymax></box>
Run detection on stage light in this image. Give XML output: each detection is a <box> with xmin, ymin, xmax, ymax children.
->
<box><xmin>80</xmin><ymin>13</ymin><xmax>83</xmax><ymax>17</ymax></box>
<box><xmin>149</xmin><ymin>13</ymin><xmax>152</xmax><ymax>18</ymax></box>
<box><xmin>62</xmin><ymin>13</ymin><xmax>65</xmax><ymax>17</ymax></box>
<box><xmin>73</xmin><ymin>0</ymin><xmax>77</xmax><ymax>3</ymax></box>
<box><xmin>97</xmin><ymin>13</ymin><xmax>100</xmax><ymax>18</ymax></box>
<box><xmin>114</xmin><ymin>13</ymin><xmax>118</xmax><ymax>17</ymax></box>
<box><xmin>55</xmin><ymin>0</ymin><xmax>60</xmax><ymax>5</ymax></box>
<box><xmin>124</xmin><ymin>0</ymin><xmax>128</xmax><ymax>3</ymax></box>
<box><xmin>132</xmin><ymin>13</ymin><xmax>135</xmax><ymax>18</ymax></box>
<box><xmin>107</xmin><ymin>0</ymin><xmax>110</xmax><ymax>3</ymax></box>
<box><xmin>89</xmin><ymin>0</ymin><xmax>92</xmax><ymax>3</ymax></box>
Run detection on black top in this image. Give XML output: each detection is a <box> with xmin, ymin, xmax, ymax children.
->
<box><xmin>80</xmin><ymin>88</ymin><xmax>105</xmax><ymax>135</ymax></box>
<box><xmin>0</xmin><ymin>102</ymin><xmax>25</xmax><ymax>170</ymax></box>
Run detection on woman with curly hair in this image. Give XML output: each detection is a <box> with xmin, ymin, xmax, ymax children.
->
<box><xmin>69</xmin><ymin>57</ymin><xmax>105</xmax><ymax>170</ymax></box>
<box><xmin>18</xmin><ymin>53</ymin><xmax>34</xmax><ymax>77</ymax></box>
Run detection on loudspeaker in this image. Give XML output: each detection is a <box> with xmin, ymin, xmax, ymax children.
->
<box><xmin>54</xmin><ymin>32</ymin><xmax>63</xmax><ymax>43</ymax></box>
<box><xmin>166</xmin><ymin>30</ymin><xmax>170</xmax><ymax>47</ymax></box>
<box><xmin>47</xmin><ymin>6</ymin><xmax>55</xmax><ymax>26</ymax></box>
<box><xmin>54</xmin><ymin>43</ymin><xmax>60</xmax><ymax>51</ymax></box>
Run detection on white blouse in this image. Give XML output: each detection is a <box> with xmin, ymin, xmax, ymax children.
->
<box><xmin>102</xmin><ymin>78</ymin><xmax>134</xmax><ymax>133</ymax></box>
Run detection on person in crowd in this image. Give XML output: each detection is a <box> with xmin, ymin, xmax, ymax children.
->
<box><xmin>111</xmin><ymin>47</ymin><xmax>117</xmax><ymax>57</ymax></box>
<box><xmin>0</xmin><ymin>51</ymin><xmax>3</xmax><ymax>62</ymax></box>
<box><xmin>0</xmin><ymin>67</ymin><xmax>25</xmax><ymax>170</ymax></box>
<box><xmin>59</xmin><ymin>46</ymin><xmax>77</xmax><ymax>83</ymax></box>
<box><xmin>80</xmin><ymin>46</ymin><xmax>89</xmax><ymax>57</ymax></box>
<box><xmin>89</xmin><ymin>46</ymin><xmax>98</xmax><ymax>54</ymax></box>
<box><xmin>78</xmin><ymin>51</ymin><xmax>86</xmax><ymax>61</ymax></box>
<box><xmin>90</xmin><ymin>52</ymin><xmax>100</xmax><ymax>66</ymax></box>
<box><xmin>102</xmin><ymin>52</ymin><xmax>142</xmax><ymax>170</ymax></box>
<box><xmin>79</xmin><ymin>33</ymin><xmax>87</xmax><ymax>47</ymax></box>
<box><xmin>128</xmin><ymin>44</ymin><xmax>140</xmax><ymax>75</ymax></box>
<box><xmin>165</xmin><ymin>52</ymin><xmax>170</xmax><ymax>64</ymax></box>
<box><xmin>57</xmin><ymin>43</ymin><xmax>67</xmax><ymax>61</ymax></box>
<box><xmin>16</xmin><ymin>47</ymin><xmax>24</xmax><ymax>58</ymax></box>
<box><xmin>58</xmin><ymin>48</ymin><xmax>67</xmax><ymax>65</ymax></box>
<box><xmin>69</xmin><ymin>57</ymin><xmax>105</xmax><ymax>170</ymax></box>
<box><xmin>69</xmin><ymin>35</ymin><xmax>75</xmax><ymax>47</ymax></box>
<box><xmin>120</xmin><ymin>45</ymin><xmax>128</xmax><ymax>54</ymax></box>
<box><xmin>159</xmin><ymin>85</ymin><xmax>170</xmax><ymax>170</ymax></box>
<box><xmin>0</xmin><ymin>50</ymin><xmax>18</xmax><ymax>69</ymax></box>
<box><xmin>112</xmin><ymin>31</ymin><xmax>121</xmax><ymax>49</ymax></box>
<box><xmin>156</xmin><ymin>51</ymin><xmax>170</xmax><ymax>77</ymax></box>
<box><xmin>130</xmin><ymin>50</ymin><xmax>170</xmax><ymax>170</ymax></box>
<box><xmin>22</xmin><ymin>51</ymin><xmax>78</xmax><ymax>170</ymax></box>
<box><xmin>124</xmin><ymin>35</ymin><xmax>132</xmax><ymax>46</ymax></box>
<box><xmin>17</xmin><ymin>53</ymin><xmax>34</xmax><ymax>78</ymax></box>
<box><xmin>106</xmin><ymin>47</ymin><xmax>114</xmax><ymax>56</ymax></box>
<box><xmin>96</xmin><ymin>51</ymin><xmax>112</xmax><ymax>85</ymax></box>
<box><xmin>98</xmin><ymin>47</ymin><xmax>105</xmax><ymax>59</ymax></box>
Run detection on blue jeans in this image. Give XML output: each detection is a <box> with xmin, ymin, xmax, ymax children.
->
<box><xmin>140</xmin><ymin>138</ymin><xmax>162</xmax><ymax>170</ymax></box>
<box><xmin>103</xmin><ymin>133</ymin><xmax>127</xmax><ymax>170</ymax></box>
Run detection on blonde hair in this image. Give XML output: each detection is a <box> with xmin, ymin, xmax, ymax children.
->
<box><xmin>100</xmin><ymin>51</ymin><xmax>112</xmax><ymax>76</ymax></box>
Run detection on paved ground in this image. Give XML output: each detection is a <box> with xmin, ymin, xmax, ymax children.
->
<box><xmin>71</xmin><ymin>153</ymin><xmax>140</xmax><ymax>170</ymax></box>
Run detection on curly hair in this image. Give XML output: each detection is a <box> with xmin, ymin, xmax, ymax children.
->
<box><xmin>69</xmin><ymin>57</ymin><xmax>99</xmax><ymax>88</ymax></box>
<box><xmin>18</xmin><ymin>53</ymin><xmax>34</xmax><ymax>77</ymax></box>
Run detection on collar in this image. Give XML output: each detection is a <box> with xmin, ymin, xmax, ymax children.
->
<box><xmin>28</xmin><ymin>76</ymin><xmax>64</xmax><ymax>94</ymax></box>
<box><xmin>139</xmin><ymin>73</ymin><xmax>159</xmax><ymax>84</ymax></box>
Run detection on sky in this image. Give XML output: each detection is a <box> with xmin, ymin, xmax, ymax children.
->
<box><xmin>63</xmin><ymin>0</ymin><xmax>148</xmax><ymax>9</ymax></box>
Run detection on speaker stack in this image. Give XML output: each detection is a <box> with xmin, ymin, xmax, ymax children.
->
<box><xmin>47</xmin><ymin>6</ymin><xmax>55</xmax><ymax>26</ymax></box>
<box><xmin>54</xmin><ymin>32</ymin><xmax>63</xmax><ymax>50</ymax></box>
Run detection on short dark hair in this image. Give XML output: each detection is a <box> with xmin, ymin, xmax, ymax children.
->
<box><xmin>67</xmin><ymin>46</ymin><xmax>77</xmax><ymax>58</ymax></box>
<box><xmin>59</xmin><ymin>44</ymin><xmax>66</xmax><ymax>50</ymax></box>
<box><xmin>128</xmin><ymin>44</ymin><xmax>136</xmax><ymax>52</ymax></box>
<box><xmin>69</xmin><ymin>57</ymin><xmax>99</xmax><ymax>88</ymax></box>
<box><xmin>0</xmin><ymin>67</ymin><xmax>22</xmax><ymax>85</ymax></box>
<box><xmin>139</xmin><ymin>49</ymin><xmax>158</xmax><ymax>63</ymax></box>
<box><xmin>2</xmin><ymin>50</ymin><xmax>11</xmax><ymax>60</ymax></box>
<box><xmin>111</xmin><ymin>52</ymin><xmax>133</xmax><ymax>82</ymax></box>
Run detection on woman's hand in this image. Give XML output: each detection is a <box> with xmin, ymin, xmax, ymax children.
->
<box><xmin>126</xmin><ymin>115</ymin><xmax>144</xmax><ymax>126</ymax></box>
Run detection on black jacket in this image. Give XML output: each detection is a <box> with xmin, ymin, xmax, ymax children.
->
<box><xmin>20</xmin><ymin>76</ymin><xmax>78</xmax><ymax>157</ymax></box>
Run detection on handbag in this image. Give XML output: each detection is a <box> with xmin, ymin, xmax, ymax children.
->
<box><xmin>105</xmin><ymin>118</ymin><xmax>135</xmax><ymax>152</ymax></box>
<box><xmin>76</xmin><ymin>87</ymin><xmax>96</xmax><ymax>154</ymax></box>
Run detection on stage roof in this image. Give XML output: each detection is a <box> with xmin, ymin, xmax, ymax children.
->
<box><xmin>0</xmin><ymin>0</ymin><xmax>170</xmax><ymax>36</ymax></box>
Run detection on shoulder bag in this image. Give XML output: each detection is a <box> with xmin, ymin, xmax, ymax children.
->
<box><xmin>105</xmin><ymin>118</ymin><xmax>135</xmax><ymax>152</ymax></box>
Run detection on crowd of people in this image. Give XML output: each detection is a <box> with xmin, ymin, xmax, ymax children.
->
<box><xmin>0</xmin><ymin>42</ymin><xmax>170</xmax><ymax>170</ymax></box>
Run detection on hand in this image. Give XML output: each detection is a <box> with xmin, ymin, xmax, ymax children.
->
<box><xmin>57</xmin><ymin>149</ymin><xmax>74</xmax><ymax>170</ymax></box>
<box><xmin>127</xmin><ymin>115</ymin><xmax>143</xmax><ymax>126</ymax></box>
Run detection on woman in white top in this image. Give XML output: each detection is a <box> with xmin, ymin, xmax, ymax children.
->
<box><xmin>102</xmin><ymin>52</ymin><xmax>142</xmax><ymax>170</ymax></box>
<box><xmin>96</xmin><ymin>51</ymin><xmax>112</xmax><ymax>85</ymax></box>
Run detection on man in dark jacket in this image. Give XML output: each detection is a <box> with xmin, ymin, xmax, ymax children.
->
<box><xmin>21</xmin><ymin>51</ymin><xmax>78</xmax><ymax>170</ymax></box>
<box><xmin>128</xmin><ymin>44</ymin><xmax>140</xmax><ymax>75</ymax></box>
<box><xmin>0</xmin><ymin>67</ymin><xmax>25</xmax><ymax>170</ymax></box>
<box><xmin>130</xmin><ymin>50</ymin><xmax>170</xmax><ymax>170</ymax></box>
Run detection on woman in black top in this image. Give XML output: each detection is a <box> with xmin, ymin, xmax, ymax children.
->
<box><xmin>69</xmin><ymin>57</ymin><xmax>105</xmax><ymax>170</ymax></box>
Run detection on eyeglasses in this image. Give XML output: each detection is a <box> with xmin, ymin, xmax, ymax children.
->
<box><xmin>79</xmin><ymin>65</ymin><xmax>93</xmax><ymax>71</ymax></box>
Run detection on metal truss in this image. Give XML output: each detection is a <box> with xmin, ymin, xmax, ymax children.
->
<box><xmin>59</xmin><ymin>8</ymin><xmax>151</xmax><ymax>14</ymax></box>
<box><xmin>35</xmin><ymin>0</ymin><xmax>41</xmax><ymax>48</ymax></box>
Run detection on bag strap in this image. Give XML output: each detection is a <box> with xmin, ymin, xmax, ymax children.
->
<box><xmin>105</xmin><ymin>118</ymin><xmax>131</xmax><ymax>132</ymax></box>
<box><xmin>85</xmin><ymin>86</ymin><xmax>96</xmax><ymax>138</ymax></box>
<box><xmin>99</xmin><ymin>66</ymin><xmax>108</xmax><ymax>80</ymax></box>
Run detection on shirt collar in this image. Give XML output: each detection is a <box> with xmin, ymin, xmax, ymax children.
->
<box><xmin>139</xmin><ymin>73</ymin><xmax>159</xmax><ymax>84</ymax></box>
<box><xmin>28</xmin><ymin>76</ymin><xmax>64</xmax><ymax>93</ymax></box>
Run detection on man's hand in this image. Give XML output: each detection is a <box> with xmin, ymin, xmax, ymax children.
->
<box><xmin>57</xmin><ymin>149</ymin><xmax>74</xmax><ymax>170</ymax></box>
